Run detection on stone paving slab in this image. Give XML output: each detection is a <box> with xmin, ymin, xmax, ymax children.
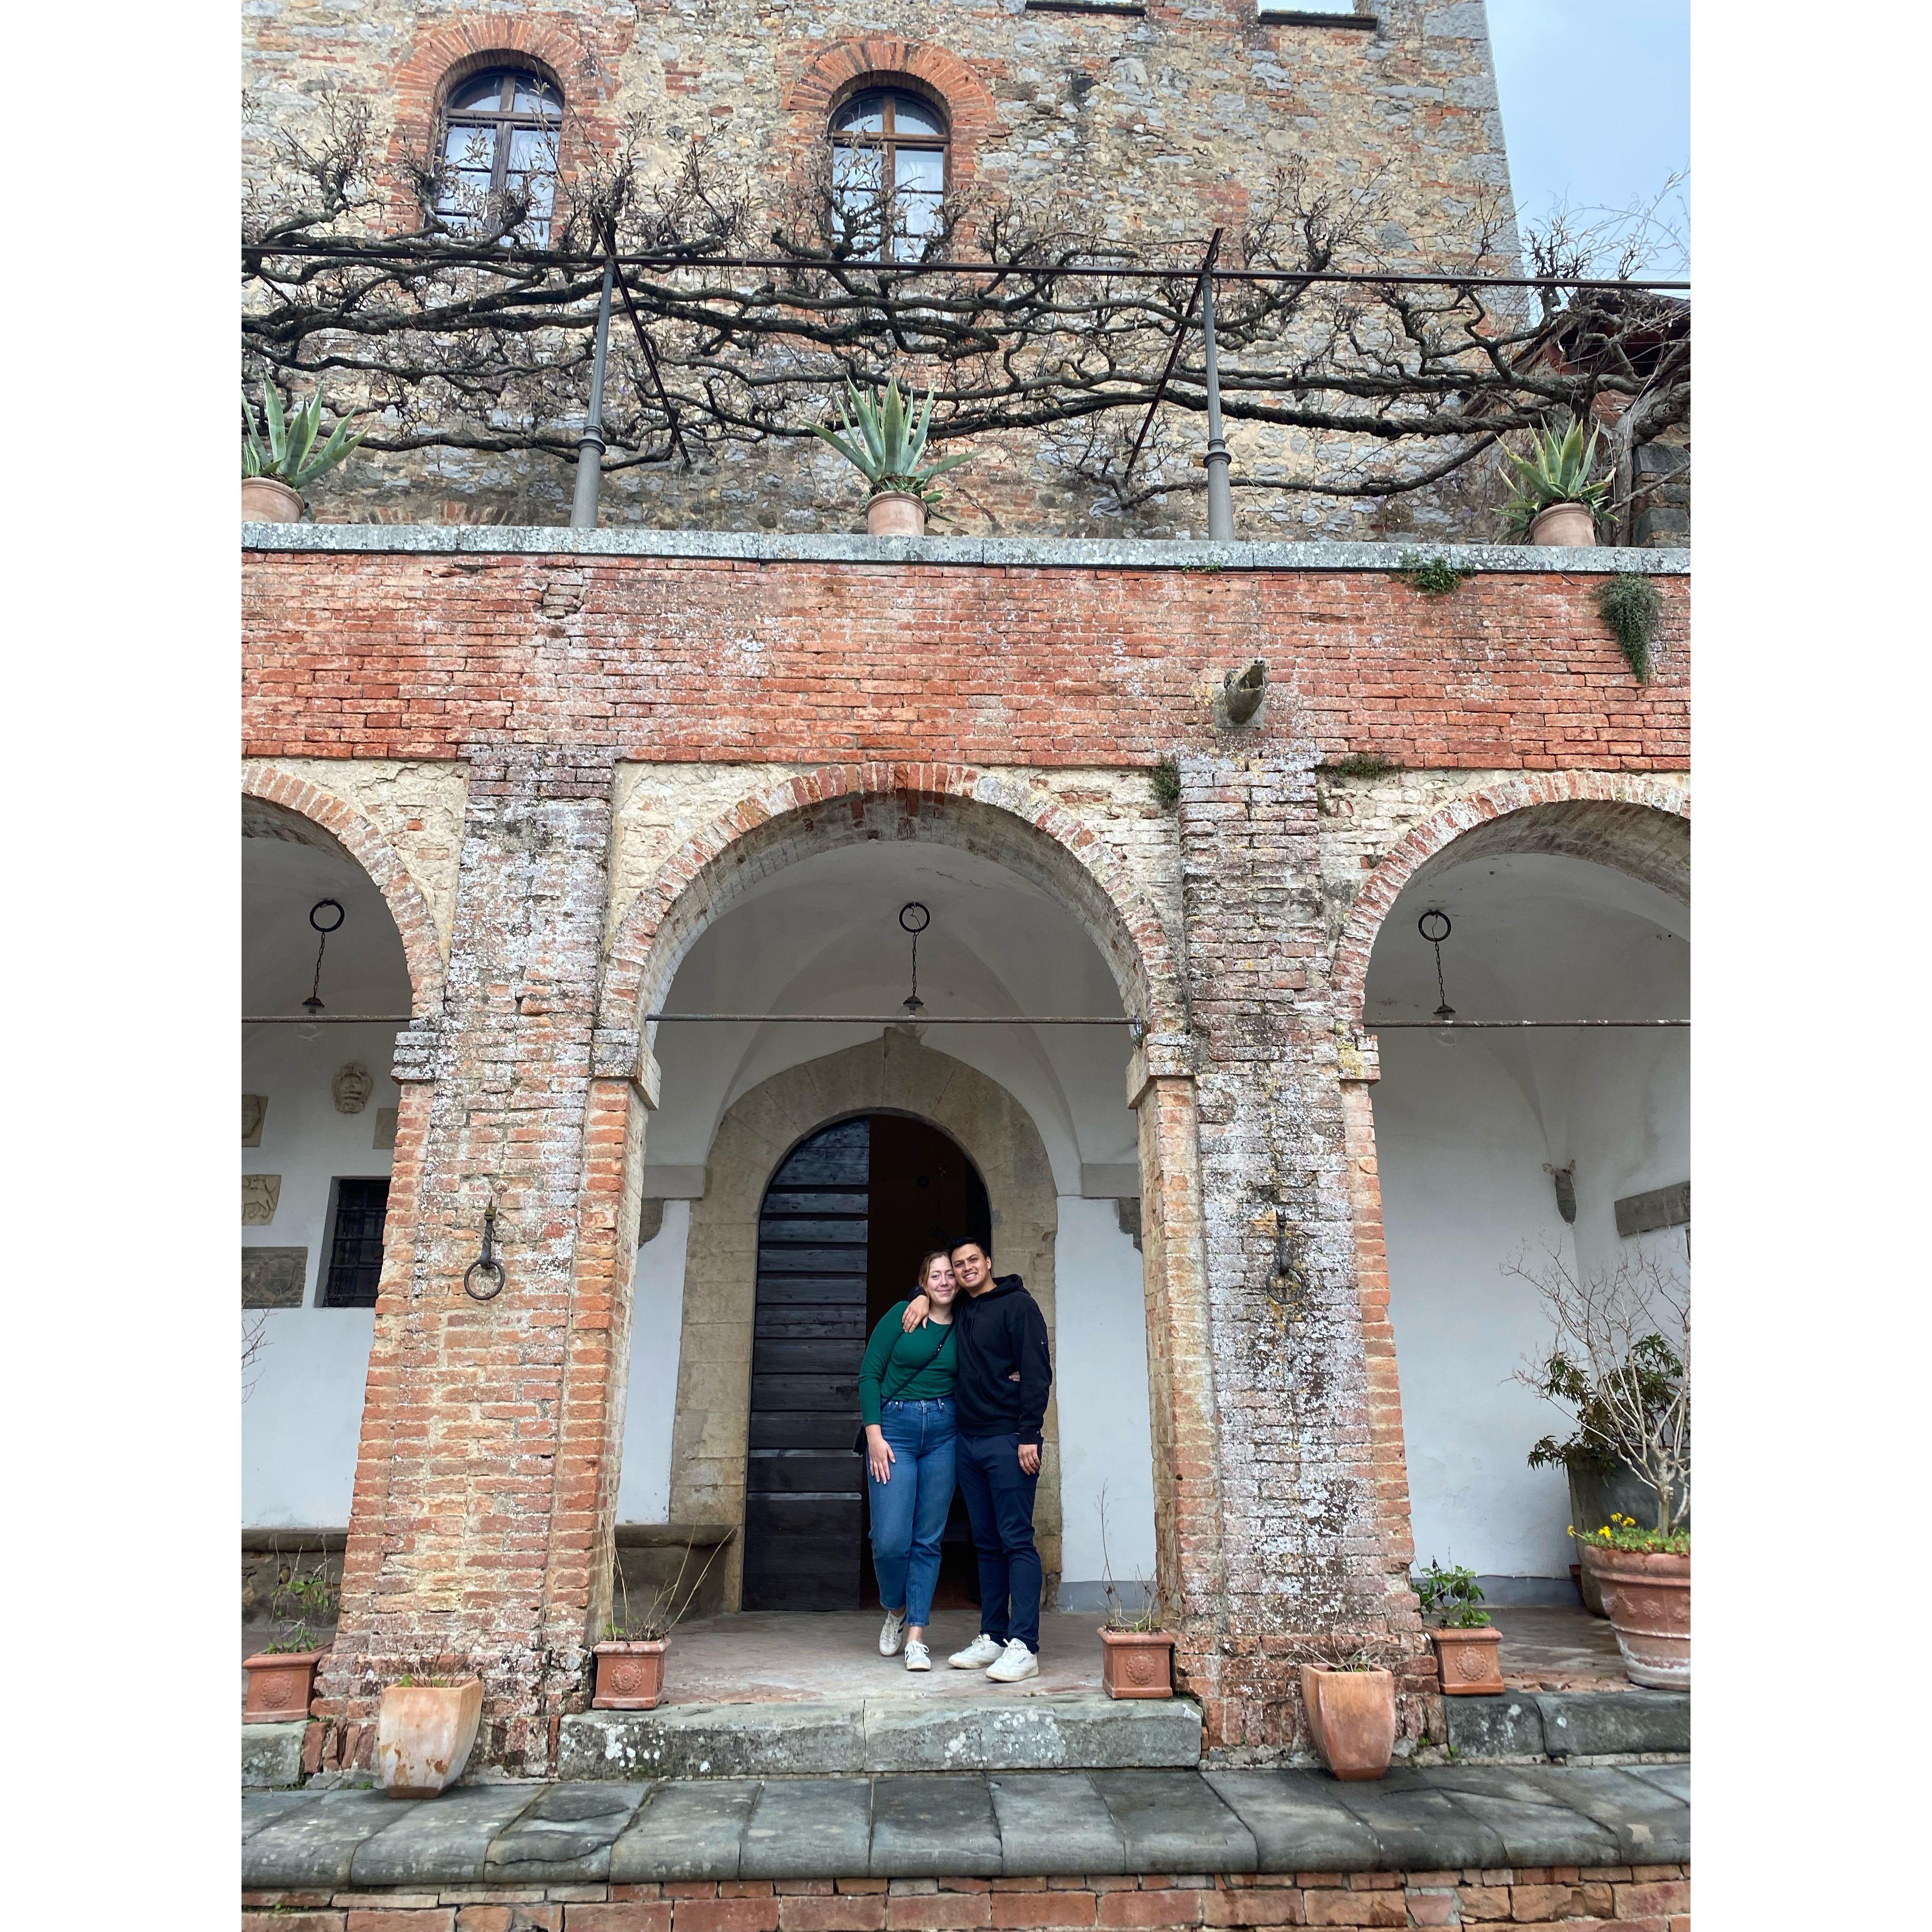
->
<box><xmin>242</xmin><ymin>1764</ymin><xmax>1689</xmax><ymax>1887</ymax></box>
<box><xmin>1441</xmin><ymin>1687</ymin><xmax>1689</xmax><ymax>1760</ymax></box>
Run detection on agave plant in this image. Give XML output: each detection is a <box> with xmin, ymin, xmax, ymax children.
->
<box><xmin>1500</xmin><ymin>419</ymin><xmax>1611</xmax><ymax>540</ymax></box>
<box><xmin>809</xmin><ymin>375</ymin><xmax>972</xmax><ymax>506</ymax></box>
<box><xmin>243</xmin><ymin>387</ymin><xmax>368</xmax><ymax>492</ymax></box>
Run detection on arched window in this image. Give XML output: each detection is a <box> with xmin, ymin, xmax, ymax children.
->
<box><xmin>829</xmin><ymin>88</ymin><xmax>947</xmax><ymax>260</ymax></box>
<box><xmin>436</xmin><ymin>67</ymin><xmax>563</xmax><ymax>244</ymax></box>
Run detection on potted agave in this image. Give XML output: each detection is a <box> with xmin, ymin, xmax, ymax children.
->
<box><xmin>809</xmin><ymin>373</ymin><xmax>972</xmax><ymax>536</ymax></box>
<box><xmin>1295</xmin><ymin>1636</ymin><xmax>1399</xmax><ymax>1782</ymax></box>
<box><xmin>242</xmin><ymin>1554</ymin><xmax>338</xmax><ymax>1723</ymax></box>
<box><xmin>1513</xmin><ymin>1243</ymin><xmax>1690</xmax><ymax>1690</ymax></box>
<box><xmin>1414</xmin><ymin>1561</ymin><xmax>1504</xmax><ymax>1696</ymax></box>
<box><xmin>243</xmin><ymin>386</ymin><xmax>367</xmax><ymax>522</ymax></box>
<box><xmin>592</xmin><ymin>1538</ymin><xmax>725</xmax><ymax>1711</ymax></box>
<box><xmin>1501</xmin><ymin>420</ymin><xmax>1612</xmax><ymax>548</ymax></box>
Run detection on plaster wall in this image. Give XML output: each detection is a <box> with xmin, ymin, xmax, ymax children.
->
<box><xmin>615</xmin><ymin>1199</ymin><xmax>694</xmax><ymax>1523</ymax></box>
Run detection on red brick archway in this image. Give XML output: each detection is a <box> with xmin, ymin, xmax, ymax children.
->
<box><xmin>242</xmin><ymin>763</ymin><xmax>447</xmax><ymax>1014</ymax></box>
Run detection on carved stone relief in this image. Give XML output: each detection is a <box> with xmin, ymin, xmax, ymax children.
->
<box><xmin>242</xmin><ymin>1094</ymin><xmax>268</xmax><ymax>1147</ymax></box>
<box><xmin>242</xmin><ymin>1174</ymin><xmax>283</xmax><ymax>1225</ymax></box>
<box><xmin>242</xmin><ymin>1247</ymin><xmax>308</xmax><ymax>1309</ymax></box>
<box><xmin>333</xmin><ymin>1063</ymin><xmax>374</xmax><ymax>1114</ymax></box>
<box><xmin>372</xmin><ymin>1106</ymin><xmax>398</xmax><ymax>1151</ymax></box>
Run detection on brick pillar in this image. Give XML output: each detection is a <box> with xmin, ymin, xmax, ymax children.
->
<box><xmin>1131</xmin><ymin>1037</ymin><xmax>1228</xmax><ymax>1739</ymax></box>
<box><xmin>1174</xmin><ymin>748</ymin><xmax>1424</xmax><ymax>1754</ymax></box>
<box><xmin>316</xmin><ymin>745</ymin><xmax>628</xmax><ymax>1777</ymax></box>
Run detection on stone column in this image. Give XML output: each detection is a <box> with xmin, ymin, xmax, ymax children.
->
<box><xmin>316</xmin><ymin>745</ymin><xmax>626</xmax><ymax>1778</ymax></box>
<box><xmin>1129</xmin><ymin>1033</ymin><xmax>1228</xmax><ymax>1738</ymax></box>
<box><xmin>1175</xmin><ymin>748</ymin><xmax>1424</xmax><ymax>1754</ymax></box>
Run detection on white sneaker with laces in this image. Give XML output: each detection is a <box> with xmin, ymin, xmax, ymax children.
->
<box><xmin>904</xmin><ymin>1639</ymin><xmax>932</xmax><ymax>1672</ymax></box>
<box><xmin>949</xmin><ymin>1633</ymin><xmax>1002</xmax><ymax>1669</ymax></box>
<box><xmin>879</xmin><ymin>1610</ymin><xmax>907</xmax><ymax>1657</ymax></box>
<box><xmin>985</xmin><ymin>1639</ymin><xmax>1039</xmax><ymax>1684</ymax></box>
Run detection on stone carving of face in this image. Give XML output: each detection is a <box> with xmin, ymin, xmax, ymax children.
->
<box><xmin>242</xmin><ymin>1093</ymin><xmax>268</xmax><ymax>1146</ymax></box>
<box><xmin>333</xmin><ymin>1063</ymin><xmax>374</xmax><ymax>1115</ymax></box>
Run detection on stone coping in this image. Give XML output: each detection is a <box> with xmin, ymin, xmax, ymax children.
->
<box><xmin>241</xmin><ymin>1763</ymin><xmax>1689</xmax><ymax>1887</ymax></box>
<box><xmin>242</xmin><ymin>524</ymin><xmax>1689</xmax><ymax>574</ymax></box>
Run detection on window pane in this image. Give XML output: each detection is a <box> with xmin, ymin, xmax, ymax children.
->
<box><xmin>444</xmin><ymin>124</ymin><xmax>498</xmax><ymax>170</ymax></box>
<box><xmin>899</xmin><ymin>191</ymin><xmax>943</xmax><ymax>244</ymax></box>
<box><xmin>895</xmin><ymin>148</ymin><xmax>944</xmax><ymax>193</ymax></box>
<box><xmin>833</xmin><ymin>92</ymin><xmax>886</xmax><ymax>134</ymax></box>
<box><xmin>435</xmin><ymin>169</ymin><xmax>494</xmax><ymax>216</ymax></box>
<box><xmin>513</xmin><ymin>77</ymin><xmax>562</xmax><ymax>117</ymax></box>
<box><xmin>507</xmin><ymin>127</ymin><xmax>558</xmax><ymax>173</ymax></box>
<box><xmin>833</xmin><ymin>146</ymin><xmax>885</xmax><ymax>192</ymax></box>
<box><xmin>888</xmin><ymin>92</ymin><xmax>945</xmax><ymax>137</ymax></box>
<box><xmin>322</xmin><ymin>1178</ymin><xmax>391</xmax><ymax>1309</ymax></box>
<box><xmin>510</xmin><ymin>171</ymin><xmax>556</xmax><ymax>220</ymax></box>
<box><xmin>448</xmin><ymin>72</ymin><xmax>512</xmax><ymax>112</ymax></box>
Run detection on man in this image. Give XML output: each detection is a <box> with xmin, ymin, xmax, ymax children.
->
<box><xmin>923</xmin><ymin>1236</ymin><xmax>1053</xmax><ymax>1684</ymax></box>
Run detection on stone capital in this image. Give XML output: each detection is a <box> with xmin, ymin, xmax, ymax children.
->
<box><xmin>592</xmin><ymin>1029</ymin><xmax>661</xmax><ymax>1107</ymax></box>
<box><xmin>390</xmin><ymin>1025</ymin><xmax>440</xmax><ymax>1084</ymax></box>
<box><xmin>1336</xmin><ymin>1026</ymin><xmax>1382</xmax><ymax>1084</ymax></box>
<box><xmin>1127</xmin><ymin>1031</ymin><xmax>1197</xmax><ymax>1109</ymax></box>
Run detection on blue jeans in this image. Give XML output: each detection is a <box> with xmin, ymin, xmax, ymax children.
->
<box><xmin>955</xmin><ymin>1431</ymin><xmax>1041</xmax><ymax>1653</ymax></box>
<box><xmin>868</xmin><ymin>1397</ymin><xmax>957</xmax><ymax>1628</ymax></box>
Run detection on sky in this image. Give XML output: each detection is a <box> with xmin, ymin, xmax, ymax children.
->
<box><xmin>1484</xmin><ymin>0</ymin><xmax>1690</xmax><ymax>268</ymax></box>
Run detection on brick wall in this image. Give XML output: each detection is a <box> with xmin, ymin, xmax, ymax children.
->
<box><xmin>241</xmin><ymin>1865</ymin><xmax>1692</xmax><ymax>1930</ymax></box>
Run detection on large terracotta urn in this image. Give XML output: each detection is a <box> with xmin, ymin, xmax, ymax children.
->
<box><xmin>1528</xmin><ymin>502</ymin><xmax>1596</xmax><ymax>547</ymax></box>
<box><xmin>1579</xmin><ymin>1544</ymin><xmax>1689</xmax><ymax>1690</ymax></box>
<box><xmin>866</xmin><ymin>490</ymin><xmax>926</xmax><ymax>537</ymax></box>
<box><xmin>242</xmin><ymin>477</ymin><xmax>304</xmax><ymax>522</ymax></box>
<box><xmin>1298</xmin><ymin>1664</ymin><xmax>1396</xmax><ymax>1781</ymax></box>
<box><xmin>376</xmin><ymin>1679</ymin><xmax>484</xmax><ymax>1798</ymax></box>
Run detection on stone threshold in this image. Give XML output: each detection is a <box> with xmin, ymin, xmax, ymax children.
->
<box><xmin>241</xmin><ymin>1761</ymin><xmax>1689</xmax><ymax>1889</ymax></box>
<box><xmin>559</xmin><ymin>1692</ymin><xmax>1200</xmax><ymax>1780</ymax></box>
<box><xmin>242</xmin><ymin>524</ymin><xmax>1690</xmax><ymax>575</ymax></box>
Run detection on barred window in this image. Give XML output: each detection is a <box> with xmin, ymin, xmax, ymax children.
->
<box><xmin>436</xmin><ymin>67</ymin><xmax>563</xmax><ymax>244</ymax></box>
<box><xmin>321</xmin><ymin>1177</ymin><xmax>391</xmax><ymax>1308</ymax></box>
<box><xmin>829</xmin><ymin>89</ymin><xmax>947</xmax><ymax>261</ymax></box>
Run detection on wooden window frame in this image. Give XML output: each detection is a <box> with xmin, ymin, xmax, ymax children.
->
<box><xmin>436</xmin><ymin>66</ymin><xmax>564</xmax><ymax>245</ymax></box>
<box><xmin>828</xmin><ymin>88</ymin><xmax>949</xmax><ymax>262</ymax></box>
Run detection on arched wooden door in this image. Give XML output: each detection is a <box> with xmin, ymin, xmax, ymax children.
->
<box><xmin>742</xmin><ymin>1114</ymin><xmax>990</xmax><ymax>1610</ymax></box>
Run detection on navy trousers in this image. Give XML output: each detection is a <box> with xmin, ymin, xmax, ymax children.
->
<box><xmin>954</xmin><ymin>1430</ymin><xmax>1042</xmax><ymax>1653</ymax></box>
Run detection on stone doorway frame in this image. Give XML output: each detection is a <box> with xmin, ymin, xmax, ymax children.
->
<box><xmin>667</xmin><ymin>1035</ymin><xmax>1066</xmax><ymax>1610</ymax></box>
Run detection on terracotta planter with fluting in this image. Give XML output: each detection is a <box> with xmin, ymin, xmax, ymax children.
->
<box><xmin>242</xmin><ymin>477</ymin><xmax>305</xmax><ymax>522</ymax></box>
<box><xmin>593</xmin><ymin>1639</ymin><xmax>669</xmax><ymax>1710</ymax></box>
<box><xmin>866</xmin><ymin>490</ymin><xmax>926</xmax><ymax>537</ymax></box>
<box><xmin>1579</xmin><ymin>1544</ymin><xmax>1689</xmax><ymax>1690</ymax></box>
<box><xmin>1098</xmin><ymin>1628</ymin><xmax>1176</xmax><ymax>1700</ymax></box>
<box><xmin>376</xmin><ymin>1679</ymin><xmax>484</xmax><ymax>1798</ymax></box>
<box><xmin>242</xmin><ymin>1648</ymin><xmax>325</xmax><ymax>1723</ymax></box>
<box><xmin>1298</xmin><ymin>1665</ymin><xmax>1396</xmax><ymax>1781</ymax></box>
<box><xmin>1528</xmin><ymin>502</ymin><xmax>1596</xmax><ymax>547</ymax></box>
<box><xmin>1427</xmin><ymin>1627</ymin><xmax>1505</xmax><ymax>1696</ymax></box>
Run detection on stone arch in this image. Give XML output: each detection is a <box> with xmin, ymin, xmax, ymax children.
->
<box><xmin>243</xmin><ymin>763</ymin><xmax>448</xmax><ymax>1014</ymax></box>
<box><xmin>666</xmin><ymin>1034</ymin><xmax>1066</xmax><ymax>1609</ymax></box>
<box><xmin>598</xmin><ymin>762</ymin><xmax>1184</xmax><ymax>1046</ymax></box>
<box><xmin>1332</xmin><ymin>774</ymin><xmax>1690</xmax><ymax>1036</ymax></box>
<box><xmin>786</xmin><ymin>39</ymin><xmax>1000</xmax><ymax>191</ymax></box>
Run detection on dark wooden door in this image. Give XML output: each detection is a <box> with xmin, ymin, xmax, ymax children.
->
<box><xmin>742</xmin><ymin>1118</ymin><xmax>871</xmax><ymax>1610</ymax></box>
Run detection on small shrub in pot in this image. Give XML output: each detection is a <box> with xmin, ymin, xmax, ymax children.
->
<box><xmin>1414</xmin><ymin>1561</ymin><xmax>1504</xmax><ymax>1696</ymax></box>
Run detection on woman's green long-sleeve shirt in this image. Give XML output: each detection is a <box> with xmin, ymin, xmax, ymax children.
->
<box><xmin>858</xmin><ymin>1301</ymin><xmax>958</xmax><ymax>1425</ymax></box>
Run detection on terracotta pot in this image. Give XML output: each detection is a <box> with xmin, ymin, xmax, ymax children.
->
<box><xmin>1098</xmin><ymin>1628</ymin><xmax>1175</xmax><ymax>1700</ymax></box>
<box><xmin>1427</xmin><ymin>1626</ymin><xmax>1505</xmax><ymax>1697</ymax></box>
<box><xmin>593</xmin><ymin>1639</ymin><xmax>669</xmax><ymax>1710</ymax></box>
<box><xmin>242</xmin><ymin>1648</ymin><xmax>325</xmax><ymax>1723</ymax></box>
<box><xmin>1298</xmin><ymin>1664</ymin><xmax>1396</xmax><ymax>1781</ymax></box>
<box><xmin>1528</xmin><ymin>502</ymin><xmax>1596</xmax><ymax>547</ymax></box>
<box><xmin>242</xmin><ymin>477</ymin><xmax>305</xmax><ymax>523</ymax></box>
<box><xmin>866</xmin><ymin>490</ymin><xmax>927</xmax><ymax>537</ymax></box>
<box><xmin>1579</xmin><ymin>1544</ymin><xmax>1689</xmax><ymax>1690</ymax></box>
<box><xmin>376</xmin><ymin>1679</ymin><xmax>484</xmax><ymax>1798</ymax></box>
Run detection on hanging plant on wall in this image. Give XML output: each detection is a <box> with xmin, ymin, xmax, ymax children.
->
<box><xmin>1595</xmin><ymin>571</ymin><xmax>1663</xmax><ymax>681</ymax></box>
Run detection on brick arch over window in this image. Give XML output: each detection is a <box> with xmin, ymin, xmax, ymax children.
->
<box><xmin>382</xmin><ymin>12</ymin><xmax>630</xmax><ymax>228</ymax></box>
<box><xmin>597</xmin><ymin>762</ymin><xmax>1184</xmax><ymax>1042</ymax></box>
<box><xmin>242</xmin><ymin>764</ymin><xmax>448</xmax><ymax>1015</ymax></box>
<box><xmin>786</xmin><ymin>40</ymin><xmax>1001</xmax><ymax>193</ymax></box>
<box><xmin>1331</xmin><ymin>774</ymin><xmax>1691</xmax><ymax>1036</ymax></box>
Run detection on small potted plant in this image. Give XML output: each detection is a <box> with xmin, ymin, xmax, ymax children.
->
<box><xmin>1500</xmin><ymin>419</ymin><xmax>1611</xmax><ymax>547</ymax></box>
<box><xmin>1294</xmin><ymin>1636</ymin><xmax>1399</xmax><ymax>1782</ymax></box>
<box><xmin>242</xmin><ymin>1555</ymin><xmax>338</xmax><ymax>1723</ymax></box>
<box><xmin>376</xmin><ymin>1672</ymin><xmax>484</xmax><ymax>1798</ymax></box>
<box><xmin>809</xmin><ymin>373</ymin><xmax>972</xmax><ymax>536</ymax></box>
<box><xmin>243</xmin><ymin>386</ymin><xmax>367</xmax><ymax>522</ymax></box>
<box><xmin>1414</xmin><ymin>1561</ymin><xmax>1504</xmax><ymax>1696</ymax></box>
<box><xmin>1514</xmin><ymin>1243</ymin><xmax>1689</xmax><ymax>1689</ymax></box>
<box><xmin>593</xmin><ymin>1539</ymin><xmax>725</xmax><ymax>1710</ymax></box>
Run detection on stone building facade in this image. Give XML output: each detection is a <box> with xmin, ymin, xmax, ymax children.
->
<box><xmin>242</xmin><ymin>527</ymin><xmax>1690</xmax><ymax>1775</ymax></box>
<box><xmin>244</xmin><ymin>1</ymin><xmax>1534</xmax><ymax>538</ymax></box>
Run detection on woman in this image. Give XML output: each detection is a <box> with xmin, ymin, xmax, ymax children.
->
<box><xmin>858</xmin><ymin>1250</ymin><xmax>960</xmax><ymax>1670</ymax></box>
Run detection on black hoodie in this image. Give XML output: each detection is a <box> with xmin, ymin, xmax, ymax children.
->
<box><xmin>952</xmin><ymin>1273</ymin><xmax>1053</xmax><ymax>1447</ymax></box>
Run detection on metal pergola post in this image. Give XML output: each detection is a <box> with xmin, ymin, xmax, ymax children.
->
<box><xmin>1200</xmin><ymin>270</ymin><xmax>1234</xmax><ymax>541</ymax></box>
<box><xmin>569</xmin><ymin>252</ymin><xmax>617</xmax><ymax>529</ymax></box>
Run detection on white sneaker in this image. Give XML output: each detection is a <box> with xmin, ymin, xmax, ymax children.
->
<box><xmin>904</xmin><ymin>1640</ymin><xmax>932</xmax><ymax>1672</ymax></box>
<box><xmin>879</xmin><ymin>1610</ymin><xmax>907</xmax><ymax>1657</ymax></box>
<box><xmin>949</xmin><ymin>1633</ymin><xmax>1002</xmax><ymax>1669</ymax></box>
<box><xmin>986</xmin><ymin>1639</ymin><xmax>1039</xmax><ymax>1684</ymax></box>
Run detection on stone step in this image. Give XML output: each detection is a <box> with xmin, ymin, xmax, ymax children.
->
<box><xmin>1443</xmin><ymin>1688</ymin><xmax>1689</xmax><ymax>1761</ymax></box>
<box><xmin>558</xmin><ymin>1692</ymin><xmax>1203</xmax><ymax>1780</ymax></box>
